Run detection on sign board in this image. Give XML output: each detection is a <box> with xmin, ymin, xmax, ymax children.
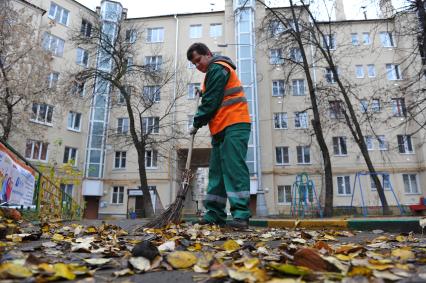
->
<box><xmin>0</xmin><ymin>143</ymin><xmax>36</xmax><ymax>206</ymax></box>
<box><xmin>128</xmin><ymin>189</ymin><xmax>143</xmax><ymax>196</ymax></box>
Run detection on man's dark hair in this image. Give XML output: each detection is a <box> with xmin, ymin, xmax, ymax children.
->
<box><xmin>187</xmin><ymin>43</ymin><xmax>211</xmax><ymax>61</ymax></box>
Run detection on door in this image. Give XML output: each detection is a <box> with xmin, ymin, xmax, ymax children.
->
<box><xmin>84</xmin><ymin>196</ymin><xmax>99</xmax><ymax>219</ymax></box>
<box><xmin>135</xmin><ymin>196</ymin><xmax>145</xmax><ymax>218</ymax></box>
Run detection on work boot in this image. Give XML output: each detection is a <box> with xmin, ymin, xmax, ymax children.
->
<box><xmin>193</xmin><ymin>218</ymin><xmax>225</xmax><ymax>227</ymax></box>
<box><xmin>227</xmin><ymin>218</ymin><xmax>249</xmax><ymax>230</ymax></box>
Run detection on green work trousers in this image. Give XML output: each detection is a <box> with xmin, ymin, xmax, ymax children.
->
<box><xmin>203</xmin><ymin>123</ymin><xmax>251</xmax><ymax>224</ymax></box>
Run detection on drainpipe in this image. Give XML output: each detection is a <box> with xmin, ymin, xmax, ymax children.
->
<box><xmin>169</xmin><ymin>14</ymin><xmax>179</xmax><ymax>204</ymax></box>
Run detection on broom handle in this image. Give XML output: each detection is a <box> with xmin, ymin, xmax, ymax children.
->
<box><xmin>185</xmin><ymin>89</ymin><xmax>201</xmax><ymax>170</ymax></box>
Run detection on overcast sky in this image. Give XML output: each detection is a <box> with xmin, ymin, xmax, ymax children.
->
<box><xmin>75</xmin><ymin>0</ymin><xmax>408</xmax><ymax>20</ymax></box>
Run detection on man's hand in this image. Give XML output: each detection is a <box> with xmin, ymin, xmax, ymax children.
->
<box><xmin>188</xmin><ymin>126</ymin><xmax>198</xmax><ymax>135</ymax></box>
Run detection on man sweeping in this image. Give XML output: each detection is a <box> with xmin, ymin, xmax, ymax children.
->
<box><xmin>187</xmin><ymin>43</ymin><xmax>251</xmax><ymax>229</ymax></box>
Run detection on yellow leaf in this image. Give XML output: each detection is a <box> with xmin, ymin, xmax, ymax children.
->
<box><xmin>335</xmin><ymin>254</ymin><xmax>351</xmax><ymax>261</ymax></box>
<box><xmin>167</xmin><ymin>251</ymin><xmax>197</xmax><ymax>269</ymax></box>
<box><xmin>395</xmin><ymin>235</ymin><xmax>406</xmax><ymax>242</ymax></box>
<box><xmin>86</xmin><ymin>226</ymin><xmax>97</xmax><ymax>234</ymax></box>
<box><xmin>187</xmin><ymin>242</ymin><xmax>202</xmax><ymax>251</ymax></box>
<box><xmin>38</xmin><ymin>263</ymin><xmax>55</xmax><ymax>274</ymax></box>
<box><xmin>391</xmin><ymin>248</ymin><xmax>415</xmax><ymax>261</ymax></box>
<box><xmin>52</xmin><ymin>233</ymin><xmax>64</xmax><ymax>241</ymax></box>
<box><xmin>54</xmin><ymin>263</ymin><xmax>76</xmax><ymax>280</ymax></box>
<box><xmin>0</xmin><ymin>262</ymin><xmax>32</xmax><ymax>279</ymax></box>
<box><xmin>348</xmin><ymin>266</ymin><xmax>372</xmax><ymax>277</ymax></box>
<box><xmin>222</xmin><ymin>239</ymin><xmax>240</xmax><ymax>252</ymax></box>
<box><xmin>244</xmin><ymin>258</ymin><xmax>260</xmax><ymax>269</ymax></box>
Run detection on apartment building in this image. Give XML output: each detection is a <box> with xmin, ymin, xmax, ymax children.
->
<box><xmin>7</xmin><ymin>0</ymin><xmax>425</xmax><ymax>219</ymax></box>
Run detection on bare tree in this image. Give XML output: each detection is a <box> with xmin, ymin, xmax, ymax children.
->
<box><xmin>69</xmin><ymin>15</ymin><xmax>186</xmax><ymax>217</ymax></box>
<box><xmin>0</xmin><ymin>0</ymin><xmax>53</xmax><ymax>141</ymax></box>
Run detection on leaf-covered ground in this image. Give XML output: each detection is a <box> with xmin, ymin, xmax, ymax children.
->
<box><xmin>1</xmin><ymin>218</ymin><xmax>426</xmax><ymax>282</ymax></box>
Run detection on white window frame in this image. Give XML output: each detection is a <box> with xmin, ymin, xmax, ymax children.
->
<box><xmin>397</xmin><ymin>135</ymin><xmax>414</xmax><ymax>154</ymax></box>
<box><xmin>114</xmin><ymin>151</ymin><xmax>126</xmax><ymax>169</ymax></box>
<box><xmin>360</xmin><ymin>99</ymin><xmax>368</xmax><ymax>113</ymax></box>
<box><xmin>294</xmin><ymin>111</ymin><xmax>308</xmax><ymax>129</ymax></box>
<box><xmin>126</xmin><ymin>29</ymin><xmax>137</xmax><ymax>43</ymax></box>
<box><xmin>380</xmin><ymin>31</ymin><xmax>395</xmax><ymax>47</ymax></box>
<box><xmin>67</xmin><ymin>111</ymin><xmax>81</xmax><ymax>132</ymax></box>
<box><xmin>325</xmin><ymin>67</ymin><xmax>336</xmax><ymax>83</ymax></box>
<box><xmin>60</xmin><ymin>183</ymin><xmax>74</xmax><ymax>197</ymax></box>
<box><xmin>145</xmin><ymin>149</ymin><xmax>158</xmax><ymax>169</ymax></box>
<box><xmin>72</xmin><ymin>81</ymin><xmax>85</xmax><ymax>97</ymax></box>
<box><xmin>351</xmin><ymin>33</ymin><xmax>359</xmax><ymax>45</ymax></box>
<box><xmin>371</xmin><ymin>174</ymin><xmax>391</xmax><ymax>191</ymax></box>
<box><xmin>365</xmin><ymin>135</ymin><xmax>374</xmax><ymax>150</ymax></box>
<box><xmin>146</xmin><ymin>27</ymin><xmax>164</xmax><ymax>43</ymax></box>
<box><xmin>386</xmin><ymin>64</ymin><xmax>402</xmax><ymax>80</ymax></box>
<box><xmin>63</xmin><ymin>146</ymin><xmax>77</xmax><ymax>165</ymax></box>
<box><xmin>42</xmin><ymin>33</ymin><xmax>65</xmax><ymax>57</ymax></box>
<box><xmin>275</xmin><ymin>146</ymin><xmax>289</xmax><ymax>165</ymax></box>
<box><xmin>143</xmin><ymin>117</ymin><xmax>160</xmax><ymax>134</ymax></box>
<box><xmin>392</xmin><ymin>98</ymin><xmax>407</xmax><ymax>117</ymax></box>
<box><xmin>145</xmin><ymin>56</ymin><xmax>162</xmax><ymax>71</ymax></box>
<box><xmin>337</xmin><ymin>176</ymin><xmax>351</xmax><ymax>196</ymax></box>
<box><xmin>111</xmin><ymin>186</ymin><xmax>124</xmax><ymax>204</ymax></box>
<box><xmin>80</xmin><ymin>19</ymin><xmax>92</xmax><ymax>37</ymax></box>
<box><xmin>272</xmin><ymin>80</ymin><xmax>285</xmax><ymax>97</ymax></box>
<box><xmin>277</xmin><ymin>185</ymin><xmax>292</xmax><ymax>204</ymax></box>
<box><xmin>117</xmin><ymin>117</ymin><xmax>129</xmax><ymax>134</ymax></box>
<box><xmin>333</xmin><ymin>136</ymin><xmax>348</xmax><ymax>156</ymax></box>
<box><xmin>31</xmin><ymin>103</ymin><xmax>54</xmax><ymax>125</ymax></box>
<box><xmin>48</xmin><ymin>2</ymin><xmax>69</xmax><ymax>26</ymax></box>
<box><xmin>323</xmin><ymin>34</ymin><xmax>336</xmax><ymax>50</ymax></box>
<box><xmin>25</xmin><ymin>140</ymin><xmax>49</xmax><ymax>162</ymax></box>
<box><xmin>292</xmin><ymin>80</ymin><xmax>305</xmax><ymax>96</ymax></box>
<box><xmin>76</xmin><ymin>48</ymin><xmax>89</xmax><ymax>67</ymax></box>
<box><xmin>209</xmin><ymin>23</ymin><xmax>222</xmax><ymax>37</ymax></box>
<box><xmin>273</xmin><ymin>113</ymin><xmax>288</xmax><ymax>129</ymax></box>
<box><xmin>188</xmin><ymin>83</ymin><xmax>201</xmax><ymax>99</ymax></box>
<box><xmin>367</xmin><ymin>64</ymin><xmax>376</xmax><ymax>77</ymax></box>
<box><xmin>403</xmin><ymin>174</ymin><xmax>420</xmax><ymax>194</ymax></box>
<box><xmin>329</xmin><ymin>101</ymin><xmax>344</xmax><ymax>119</ymax></box>
<box><xmin>143</xmin><ymin>85</ymin><xmax>161</xmax><ymax>103</ymax></box>
<box><xmin>362</xmin><ymin>32</ymin><xmax>371</xmax><ymax>45</ymax></box>
<box><xmin>189</xmin><ymin>24</ymin><xmax>202</xmax><ymax>38</ymax></box>
<box><xmin>296</xmin><ymin>146</ymin><xmax>310</xmax><ymax>164</ymax></box>
<box><xmin>355</xmin><ymin>65</ymin><xmax>364</xmax><ymax>78</ymax></box>
<box><xmin>378</xmin><ymin>135</ymin><xmax>388</xmax><ymax>150</ymax></box>
<box><xmin>269</xmin><ymin>49</ymin><xmax>283</xmax><ymax>65</ymax></box>
<box><xmin>48</xmin><ymin>72</ymin><xmax>59</xmax><ymax>89</ymax></box>
<box><xmin>269</xmin><ymin>20</ymin><xmax>286</xmax><ymax>37</ymax></box>
<box><xmin>289</xmin><ymin>47</ymin><xmax>302</xmax><ymax>62</ymax></box>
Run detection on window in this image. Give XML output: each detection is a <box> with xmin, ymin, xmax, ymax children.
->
<box><xmin>294</xmin><ymin>111</ymin><xmax>308</xmax><ymax>129</ymax></box>
<box><xmin>329</xmin><ymin>101</ymin><xmax>344</xmax><ymax>119</ymax></box>
<box><xmin>80</xmin><ymin>19</ymin><xmax>92</xmax><ymax>37</ymax></box>
<box><xmin>117</xmin><ymin>118</ymin><xmax>129</xmax><ymax>134</ymax></box>
<box><xmin>378</xmin><ymin>135</ymin><xmax>388</xmax><ymax>150</ymax></box>
<box><xmin>42</xmin><ymin>33</ymin><xmax>65</xmax><ymax>57</ymax></box>
<box><xmin>371</xmin><ymin>174</ymin><xmax>391</xmax><ymax>190</ymax></box>
<box><xmin>187</xmin><ymin>115</ymin><xmax>194</xmax><ymax>130</ymax></box>
<box><xmin>125</xmin><ymin>29</ymin><xmax>137</xmax><ymax>43</ymax></box>
<box><xmin>143</xmin><ymin>117</ymin><xmax>159</xmax><ymax>134</ymax></box>
<box><xmin>275</xmin><ymin>147</ymin><xmax>289</xmax><ymax>165</ymax></box>
<box><xmin>143</xmin><ymin>85</ymin><xmax>161</xmax><ymax>103</ymax></box>
<box><xmin>209</xmin><ymin>23</ymin><xmax>222</xmax><ymax>37</ymax></box>
<box><xmin>63</xmin><ymin>146</ymin><xmax>77</xmax><ymax>165</ymax></box>
<box><xmin>367</xmin><ymin>64</ymin><xmax>376</xmax><ymax>77</ymax></box>
<box><xmin>273</xmin><ymin>113</ymin><xmax>288</xmax><ymax>129</ymax></box>
<box><xmin>292</xmin><ymin>80</ymin><xmax>305</xmax><ymax>96</ymax></box>
<box><xmin>337</xmin><ymin>176</ymin><xmax>351</xmax><ymax>195</ymax></box>
<box><xmin>297</xmin><ymin>146</ymin><xmax>310</xmax><ymax>164</ymax></box>
<box><xmin>386</xmin><ymin>64</ymin><xmax>402</xmax><ymax>80</ymax></box>
<box><xmin>403</xmin><ymin>174</ymin><xmax>419</xmax><ymax>194</ymax></box>
<box><xmin>47</xmin><ymin>72</ymin><xmax>59</xmax><ymax>89</ymax></box>
<box><xmin>323</xmin><ymin>34</ymin><xmax>336</xmax><ymax>50</ymax></box>
<box><xmin>360</xmin><ymin>99</ymin><xmax>368</xmax><ymax>113</ymax></box>
<box><xmin>333</xmin><ymin>137</ymin><xmax>347</xmax><ymax>155</ymax></box>
<box><xmin>25</xmin><ymin>140</ymin><xmax>48</xmax><ymax>161</ymax></box>
<box><xmin>325</xmin><ymin>67</ymin><xmax>336</xmax><ymax>83</ymax></box>
<box><xmin>146</xmin><ymin>27</ymin><xmax>164</xmax><ymax>43</ymax></box>
<box><xmin>60</xmin><ymin>184</ymin><xmax>73</xmax><ymax>196</ymax></box>
<box><xmin>114</xmin><ymin>151</ymin><xmax>126</xmax><ymax>169</ymax></box>
<box><xmin>277</xmin><ymin>185</ymin><xmax>292</xmax><ymax>204</ymax></box>
<box><xmin>355</xmin><ymin>65</ymin><xmax>364</xmax><ymax>78</ymax></box>
<box><xmin>76</xmin><ymin>48</ymin><xmax>89</xmax><ymax>67</ymax></box>
<box><xmin>112</xmin><ymin>186</ymin><xmax>124</xmax><ymax>204</ymax></box>
<box><xmin>67</xmin><ymin>111</ymin><xmax>81</xmax><ymax>131</ymax></box>
<box><xmin>72</xmin><ymin>81</ymin><xmax>85</xmax><ymax>97</ymax></box>
<box><xmin>397</xmin><ymin>135</ymin><xmax>413</xmax><ymax>154</ymax></box>
<box><xmin>362</xmin><ymin>32</ymin><xmax>371</xmax><ymax>45</ymax></box>
<box><xmin>188</xmin><ymin>83</ymin><xmax>201</xmax><ymax>99</ymax></box>
<box><xmin>289</xmin><ymin>48</ymin><xmax>302</xmax><ymax>62</ymax></box>
<box><xmin>351</xmin><ymin>33</ymin><xmax>359</xmax><ymax>45</ymax></box>
<box><xmin>145</xmin><ymin>56</ymin><xmax>162</xmax><ymax>71</ymax></box>
<box><xmin>269</xmin><ymin>49</ymin><xmax>283</xmax><ymax>64</ymax></box>
<box><xmin>272</xmin><ymin>80</ymin><xmax>285</xmax><ymax>97</ymax></box>
<box><xmin>392</xmin><ymin>98</ymin><xmax>407</xmax><ymax>117</ymax></box>
<box><xmin>380</xmin><ymin>32</ymin><xmax>395</xmax><ymax>47</ymax></box>
<box><xmin>145</xmin><ymin>149</ymin><xmax>158</xmax><ymax>168</ymax></box>
<box><xmin>269</xmin><ymin>20</ymin><xmax>285</xmax><ymax>37</ymax></box>
<box><xmin>125</xmin><ymin>57</ymin><xmax>133</xmax><ymax>68</ymax></box>
<box><xmin>48</xmin><ymin>2</ymin><xmax>69</xmax><ymax>25</ymax></box>
<box><xmin>372</xmin><ymin>99</ymin><xmax>381</xmax><ymax>112</ymax></box>
<box><xmin>190</xmin><ymin>24</ymin><xmax>202</xmax><ymax>38</ymax></box>
<box><xmin>117</xmin><ymin>91</ymin><xmax>125</xmax><ymax>104</ymax></box>
<box><xmin>365</xmin><ymin>135</ymin><xmax>373</xmax><ymax>150</ymax></box>
<box><xmin>31</xmin><ymin>103</ymin><xmax>53</xmax><ymax>125</ymax></box>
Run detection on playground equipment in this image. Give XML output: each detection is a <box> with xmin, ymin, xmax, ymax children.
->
<box><xmin>350</xmin><ymin>171</ymin><xmax>405</xmax><ymax>216</ymax></box>
<box><xmin>291</xmin><ymin>173</ymin><xmax>323</xmax><ymax>218</ymax></box>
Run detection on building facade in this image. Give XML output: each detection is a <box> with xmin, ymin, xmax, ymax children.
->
<box><xmin>7</xmin><ymin>0</ymin><xmax>425</xmax><ymax>218</ymax></box>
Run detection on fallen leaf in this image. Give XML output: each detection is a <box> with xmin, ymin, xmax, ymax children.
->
<box><xmin>167</xmin><ymin>251</ymin><xmax>197</xmax><ymax>269</ymax></box>
<box><xmin>0</xmin><ymin>262</ymin><xmax>32</xmax><ymax>279</ymax></box>
<box><xmin>129</xmin><ymin>257</ymin><xmax>151</xmax><ymax>272</ymax></box>
<box><xmin>53</xmin><ymin>263</ymin><xmax>76</xmax><ymax>280</ymax></box>
<box><xmin>391</xmin><ymin>248</ymin><xmax>415</xmax><ymax>261</ymax></box>
<box><xmin>42</xmin><ymin>241</ymin><xmax>57</xmax><ymax>248</ymax></box>
<box><xmin>83</xmin><ymin>258</ymin><xmax>111</xmax><ymax>266</ymax></box>
<box><xmin>158</xmin><ymin>241</ymin><xmax>175</xmax><ymax>252</ymax></box>
<box><xmin>222</xmin><ymin>239</ymin><xmax>240</xmax><ymax>252</ymax></box>
<box><xmin>228</xmin><ymin>269</ymin><xmax>256</xmax><ymax>281</ymax></box>
<box><xmin>348</xmin><ymin>266</ymin><xmax>372</xmax><ymax>277</ymax></box>
<box><xmin>269</xmin><ymin>263</ymin><xmax>311</xmax><ymax>276</ymax></box>
<box><xmin>113</xmin><ymin>268</ymin><xmax>134</xmax><ymax>277</ymax></box>
<box><xmin>52</xmin><ymin>233</ymin><xmax>65</xmax><ymax>241</ymax></box>
<box><xmin>294</xmin><ymin>248</ymin><xmax>331</xmax><ymax>271</ymax></box>
<box><xmin>373</xmin><ymin>270</ymin><xmax>402</xmax><ymax>281</ymax></box>
<box><xmin>244</xmin><ymin>258</ymin><xmax>260</xmax><ymax>269</ymax></box>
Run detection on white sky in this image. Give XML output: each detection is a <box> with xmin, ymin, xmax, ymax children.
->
<box><xmin>75</xmin><ymin>0</ymin><xmax>408</xmax><ymax>19</ymax></box>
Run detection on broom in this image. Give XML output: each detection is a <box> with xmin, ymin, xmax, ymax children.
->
<box><xmin>144</xmin><ymin>90</ymin><xmax>201</xmax><ymax>228</ymax></box>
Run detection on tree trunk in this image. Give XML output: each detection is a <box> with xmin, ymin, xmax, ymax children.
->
<box><xmin>136</xmin><ymin>145</ymin><xmax>154</xmax><ymax>217</ymax></box>
<box><xmin>1</xmin><ymin>104</ymin><xmax>12</xmax><ymax>141</ymax></box>
<box><xmin>415</xmin><ymin>0</ymin><xmax>426</xmax><ymax>66</ymax></box>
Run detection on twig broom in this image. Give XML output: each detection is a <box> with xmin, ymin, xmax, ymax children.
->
<box><xmin>144</xmin><ymin>91</ymin><xmax>200</xmax><ymax>228</ymax></box>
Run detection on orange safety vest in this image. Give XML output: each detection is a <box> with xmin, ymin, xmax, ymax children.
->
<box><xmin>201</xmin><ymin>61</ymin><xmax>251</xmax><ymax>135</ymax></box>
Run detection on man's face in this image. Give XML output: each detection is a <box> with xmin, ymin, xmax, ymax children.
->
<box><xmin>190</xmin><ymin>51</ymin><xmax>212</xmax><ymax>73</ymax></box>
